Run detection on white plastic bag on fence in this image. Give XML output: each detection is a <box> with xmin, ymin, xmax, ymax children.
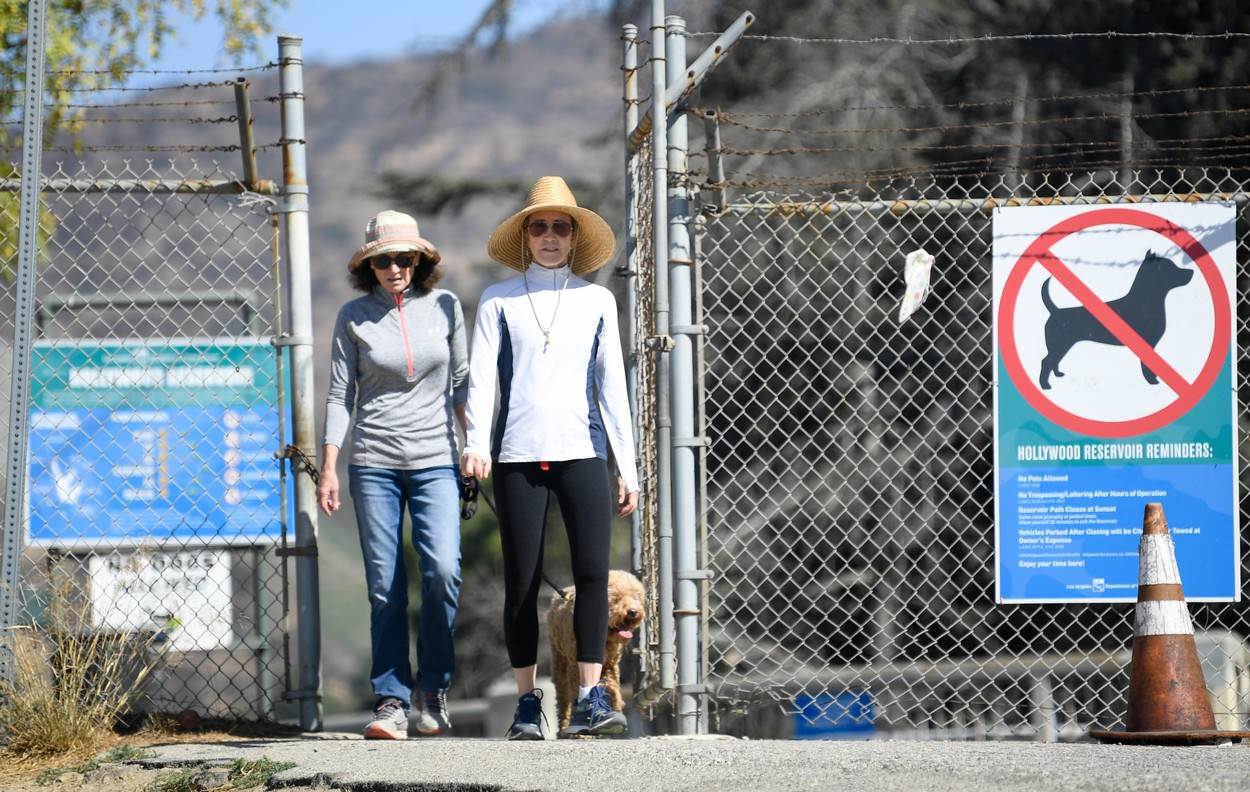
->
<box><xmin>897</xmin><ymin>249</ymin><xmax>935</xmax><ymax>323</ymax></box>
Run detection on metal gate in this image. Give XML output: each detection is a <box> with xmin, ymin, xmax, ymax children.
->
<box><xmin>622</xmin><ymin>7</ymin><xmax>1250</xmax><ymax>740</ymax></box>
<box><xmin>698</xmin><ymin>176</ymin><xmax>1250</xmax><ymax>739</ymax></box>
<box><xmin>2</xmin><ymin>32</ymin><xmax>321</xmax><ymax>725</ymax></box>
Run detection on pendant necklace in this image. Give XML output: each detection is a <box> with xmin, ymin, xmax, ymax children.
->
<box><xmin>523</xmin><ymin>264</ymin><xmax>569</xmax><ymax>352</ymax></box>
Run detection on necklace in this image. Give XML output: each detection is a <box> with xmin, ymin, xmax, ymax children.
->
<box><xmin>523</xmin><ymin>264</ymin><xmax>569</xmax><ymax>352</ymax></box>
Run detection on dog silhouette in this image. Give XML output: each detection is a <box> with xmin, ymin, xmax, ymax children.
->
<box><xmin>1038</xmin><ymin>250</ymin><xmax>1193</xmax><ymax>390</ymax></box>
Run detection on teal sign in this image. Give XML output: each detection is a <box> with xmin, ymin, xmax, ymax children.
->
<box><xmin>27</xmin><ymin>339</ymin><xmax>283</xmax><ymax>547</ymax></box>
<box><xmin>992</xmin><ymin>204</ymin><xmax>1239</xmax><ymax>603</ymax></box>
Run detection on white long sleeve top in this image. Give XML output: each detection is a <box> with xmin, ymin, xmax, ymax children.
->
<box><xmin>464</xmin><ymin>262</ymin><xmax>639</xmax><ymax>493</ymax></box>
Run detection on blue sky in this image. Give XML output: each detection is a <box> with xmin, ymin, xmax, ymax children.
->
<box><xmin>134</xmin><ymin>0</ymin><xmax>607</xmax><ymax>84</ymax></box>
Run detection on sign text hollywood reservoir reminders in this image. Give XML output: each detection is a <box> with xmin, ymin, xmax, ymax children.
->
<box><xmin>1016</xmin><ymin>442</ymin><xmax>1214</xmax><ymax>462</ymax></box>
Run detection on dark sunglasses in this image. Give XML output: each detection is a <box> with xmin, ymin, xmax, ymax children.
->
<box><xmin>370</xmin><ymin>253</ymin><xmax>417</xmax><ymax>270</ymax></box>
<box><xmin>525</xmin><ymin>219</ymin><xmax>574</xmax><ymax>238</ymax></box>
<box><xmin>460</xmin><ymin>476</ymin><xmax>479</xmax><ymax>521</ymax></box>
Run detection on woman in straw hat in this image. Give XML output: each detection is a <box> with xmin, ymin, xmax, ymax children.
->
<box><xmin>318</xmin><ymin>210</ymin><xmax>467</xmax><ymax>740</ymax></box>
<box><xmin>462</xmin><ymin>176</ymin><xmax>638</xmax><ymax>739</ymax></box>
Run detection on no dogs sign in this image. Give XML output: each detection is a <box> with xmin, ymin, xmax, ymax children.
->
<box><xmin>992</xmin><ymin>203</ymin><xmax>1239</xmax><ymax>603</ymax></box>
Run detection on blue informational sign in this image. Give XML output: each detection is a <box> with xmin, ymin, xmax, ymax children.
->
<box><xmin>26</xmin><ymin>338</ymin><xmax>283</xmax><ymax>547</ymax></box>
<box><xmin>792</xmin><ymin>692</ymin><xmax>875</xmax><ymax>739</ymax></box>
<box><xmin>992</xmin><ymin>204</ymin><xmax>1239</xmax><ymax>603</ymax></box>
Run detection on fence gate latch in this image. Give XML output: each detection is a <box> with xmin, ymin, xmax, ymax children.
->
<box><xmin>673</xmin><ymin>436</ymin><xmax>709</xmax><ymax>448</ymax></box>
<box><xmin>646</xmin><ymin>334</ymin><xmax>676</xmax><ymax>352</ymax></box>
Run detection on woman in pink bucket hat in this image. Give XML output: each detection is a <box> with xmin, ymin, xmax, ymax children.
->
<box><xmin>318</xmin><ymin>210</ymin><xmax>466</xmax><ymax>739</ymax></box>
<box><xmin>462</xmin><ymin>176</ymin><xmax>639</xmax><ymax>739</ymax></box>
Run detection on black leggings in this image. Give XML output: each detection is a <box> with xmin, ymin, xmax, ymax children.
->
<box><xmin>495</xmin><ymin>457</ymin><xmax>612</xmax><ymax>666</ymax></box>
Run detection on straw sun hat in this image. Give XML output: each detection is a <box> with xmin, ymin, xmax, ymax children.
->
<box><xmin>486</xmin><ymin>176</ymin><xmax>616</xmax><ymax>276</ymax></box>
<box><xmin>347</xmin><ymin>210</ymin><xmax>441</xmax><ymax>272</ymax></box>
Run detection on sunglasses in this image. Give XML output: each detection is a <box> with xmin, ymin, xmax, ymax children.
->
<box><xmin>525</xmin><ymin>219</ymin><xmax>574</xmax><ymax>238</ymax></box>
<box><xmin>460</xmin><ymin>476</ymin><xmax>479</xmax><ymax>521</ymax></box>
<box><xmin>370</xmin><ymin>253</ymin><xmax>418</xmax><ymax>270</ymax></box>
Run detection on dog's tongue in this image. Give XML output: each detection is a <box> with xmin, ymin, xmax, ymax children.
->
<box><xmin>617</xmin><ymin>629</ymin><xmax>633</xmax><ymax>639</ymax></box>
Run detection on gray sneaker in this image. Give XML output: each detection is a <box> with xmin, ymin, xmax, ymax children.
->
<box><xmin>414</xmin><ymin>689</ymin><xmax>451</xmax><ymax>736</ymax></box>
<box><xmin>363</xmin><ymin>697</ymin><xmax>408</xmax><ymax>740</ymax></box>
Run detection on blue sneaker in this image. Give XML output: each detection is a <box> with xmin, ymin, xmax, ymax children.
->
<box><xmin>506</xmin><ymin>689</ymin><xmax>545</xmax><ymax>741</ymax></box>
<box><xmin>564</xmin><ymin>685</ymin><xmax>627</xmax><ymax>737</ymax></box>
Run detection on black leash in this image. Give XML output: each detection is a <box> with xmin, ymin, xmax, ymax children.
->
<box><xmin>460</xmin><ymin>475</ymin><xmax>572</xmax><ymax>601</ymax></box>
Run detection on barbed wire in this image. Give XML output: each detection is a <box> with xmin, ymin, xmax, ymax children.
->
<box><xmin>0</xmin><ymin>138</ymin><xmax>293</xmax><ymax>154</ymax></box>
<box><xmin>0</xmin><ymin>143</ymin><xmax>243</xmax><ymax>153</ymax></box>
<box><xmin>694</xmin><ymin>84</ymin><xmax>1250</xmax><ymax>119</ymax></box>
<box><xmin>933</xmin><ymin>151</ymin><xmax>1250</xmax><ymax>179</ymax></box>
<box><xmin>45</xmin><ymin>63</ymin><xmax>276</xmax><ymax>76</ymax></box>
<box><xmin>704</xmin><ymin>105</ymin><xmax>1250</xmax><ymax>137</ymax></box>
<box><xmin>0</xmin><ymin>79</ymin><xmax>239</xmax><ymax>94</ymax></box>
<box><xmin>0</xmin><ymin>115</ymin><xmax>239</xmax><ymax>126</ymax></box>
<box><xmin>708</xmin><ymin>152</ymin><xmax>1250</xmax><ymax>188</ymax></box>
<box><xmin>49</xmin><ymin>99</ymin><xmax>239</xmax><ymax>109</ymax></box>
<box><xmin>714</xmin><ymin>132</ymin><xmax>1250</xmax><ymax>157</ymax></box>
<box><xmin>683</xmin><ymin>30</ymin><xmax>1250</xmax><ymax>45</ymax></box>
<box><xmin>711</xmin><ymin>140</ymin><xmax>1250</xmax><ymax>185</ymax></box>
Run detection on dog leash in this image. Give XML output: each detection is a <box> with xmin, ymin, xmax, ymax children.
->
<box><xmin>461</xmin><ymin>475</ymin><xmax>573</xmax><ymax>601</ymax></box>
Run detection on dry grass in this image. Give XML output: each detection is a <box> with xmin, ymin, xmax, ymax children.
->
<box><xmin>0</xmin><ymin>582</ymin><xmax>162</xmax><ymax>761</ymax></box>
<box><xmin>0</xmin><ymin>579</ymin><xmax>300</xmax><ymax>786</ymax></box>
<box><xmin>0</xmin><ymin>732</ymin><xmax>135</xmax><ymax>786</ymax></box>
<box><xmin>0</xmin><ymin>726</ymin><xmax>256</xmax><ymax>785</ymax></box>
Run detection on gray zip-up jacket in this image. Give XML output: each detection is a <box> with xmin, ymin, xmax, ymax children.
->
<box><xmin>322</xmin><ymin>285</ymin><xmax>468</xmax><ymax>470</ymax></box>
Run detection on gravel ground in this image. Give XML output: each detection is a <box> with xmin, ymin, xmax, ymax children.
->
<box><xmin>135</xmin><ymin>734</ymin><xmax>1250</xmax><ymax>792</ymax></box>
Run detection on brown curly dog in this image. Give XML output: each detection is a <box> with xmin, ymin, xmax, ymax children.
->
<box><xmin>545</xmin><ymin>570</ymin><xmax>646</xmax><ymax>734</ymax></box>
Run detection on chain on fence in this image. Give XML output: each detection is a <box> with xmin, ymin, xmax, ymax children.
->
<box><xmin>628</xmin><ymin>136</ymin><xmax>664</xmax><ymax>703</ymax></box>
<box><xmin>697</xmin><ymin>170</ymin><xmax>1250</xmax><ymax>739</ymax></box>
<box><xmin>2</xmin><ymin>83</ymin><xmax>296</xmax><ymax>719</ymax></box>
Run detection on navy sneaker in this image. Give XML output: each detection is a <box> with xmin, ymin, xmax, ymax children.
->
<box><xmin>506</xmin><ymin>689</ymin><xmax>545</xmax><ymax>741</ymax></box>
<box><xmin>564</xmin><ymin>685</ymin><xmax>627</xmax><ymax>737</ymax></box>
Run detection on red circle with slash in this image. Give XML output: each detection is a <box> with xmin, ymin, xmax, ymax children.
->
<box><xmin>998</xmin><ymin>207</ymin><xmax>1230</xmax><ymax>438</ymax></box>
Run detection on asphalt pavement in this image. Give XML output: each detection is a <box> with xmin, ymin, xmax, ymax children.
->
<box><xmin>141</xmin><ymin>734</ymin><xmax>1250</xmax><ymax>792</ymax></box>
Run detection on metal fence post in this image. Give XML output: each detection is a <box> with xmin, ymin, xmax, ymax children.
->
<box><xmin>277</xmin><ymin>34</ymin><xmax>322</xmax><ymax>732</ymax></box>
<box><xmin>1119</xmin><ymin>65</ymin><xmax>1134</xmax><ymax>193</ymax></box>
<box><xmin>0</xmin><ymin>0</ymin><xmax>48</xmax><ymax>681</ymax></box>
<box><xmin>649</xmin><ymin>0</ymin><xmax>676</xmax><ymax>694</ymax></box>
<box><xmin>665</xmin><ymin>15</ymin><xmax>702</xmax><ymax>735</ymax></box>
<box><xmin>622</xmin><ymin>23</ymin><xmax>641</xmax><ymax>573</ymax></box>
<box><xmin>702</xmin><ymin>110</ymin><xmax>727</xmax><ymax>212</ymax></box>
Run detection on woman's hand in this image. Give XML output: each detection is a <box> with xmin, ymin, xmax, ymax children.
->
<box><xmin>317</xmin><ymin>467</ymin><xmax>340</xmax><ymax>516</ymax></box>
<box><xmin>616</xmin><ymin>476</ymin><xmax>638</xmax><ymax>518</ymax></box>
<box><xmin>461</xmin><ymin>452</ymin><xmax>491</xmax><ymax>480</ymax></box>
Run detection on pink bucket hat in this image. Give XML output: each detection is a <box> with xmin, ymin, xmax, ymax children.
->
<box><xmin>347</xmin><ymin>210</ymin><xmax>441</xmax><ymax>272</ymax></box>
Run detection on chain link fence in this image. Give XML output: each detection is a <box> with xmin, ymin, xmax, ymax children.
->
<box><xmin>2</xmin><ymin>141</ymin><xmax>296</xmax><ymax>718</ymax></box>
<box><xmin>696</xmin><ymin>170</ymin><xmax>1250</xmax><ymax>739</ymax></box>
<box><xmin>627</xmin><ymin>136</ymin><xmax>666</xmax><ymax>706</ymax></box>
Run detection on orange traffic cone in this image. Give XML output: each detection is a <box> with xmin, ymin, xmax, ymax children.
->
<box><xmin>1090</xmin><ymin>503</ymin><xmax>1250</xmax><ymax>745</ymax></box>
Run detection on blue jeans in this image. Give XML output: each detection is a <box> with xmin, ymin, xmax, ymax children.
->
<box><xmin>348</xmin><ymin>464</ymin><xmax>461</xmax><ymax>701</ymax></box>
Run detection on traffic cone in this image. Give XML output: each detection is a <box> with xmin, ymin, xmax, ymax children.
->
<box><xmin>1090</xmin><ymin>503</ymin><xmax>1250</xmax><ymax>745</ymax></box>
